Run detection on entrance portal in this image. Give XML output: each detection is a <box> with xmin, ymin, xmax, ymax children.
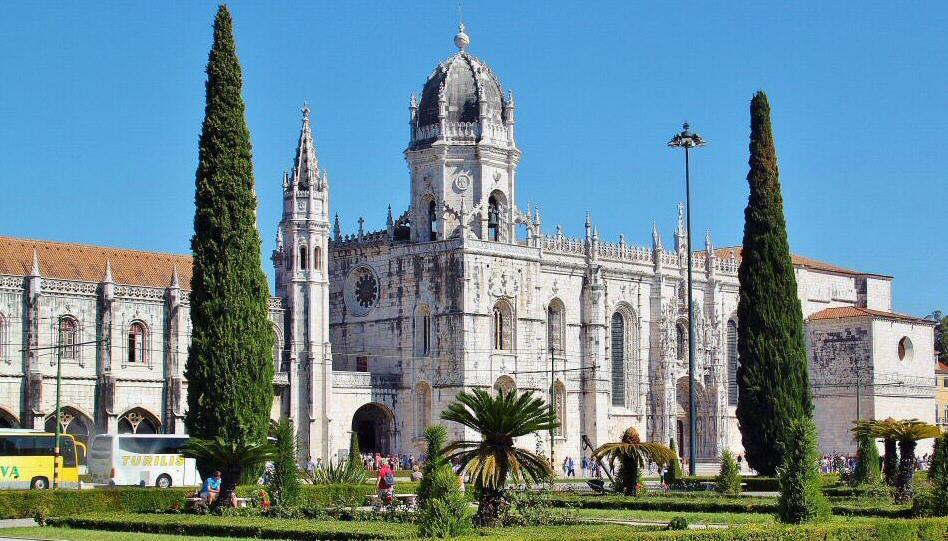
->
<box><xmin>351</xmin><ymin>403</ymin><xmax>395</xmax><ymax>455</ymax></box>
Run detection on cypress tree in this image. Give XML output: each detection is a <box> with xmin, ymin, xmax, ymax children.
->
<box><xmin>736</xmin><ymin>91</ymin><xmax>812</xmax><ymax>476</ymax></box>
<box><xmin>852</xmin><ymin>432</ymin><xmax>881</xmax><ymax>486</ymax></box>
<box><xmin>185</xmin><ymin>5</ymin><xmax>274</xmax><ymax>476</ymax></box>
<box><xmin>777</xmin><ymin>418</ymin><xmax>830</xmax><ymax>524</ymax></box>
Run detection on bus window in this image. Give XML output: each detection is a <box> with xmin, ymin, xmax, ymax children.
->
<box><xmin>119</xmin><ymin>437</ymin><xmax>188</xmax><ymax>455</ymax></box>
<box><xmin>61</xmin><ymin>438</ymin><xmax>77</xmax><ymax>468</ymax></box>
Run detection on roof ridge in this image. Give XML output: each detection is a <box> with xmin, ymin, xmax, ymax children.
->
<box><xmin>0</xmin><ymin>236</ymin><xmax>192</xmax><ymax>259</ymax></box>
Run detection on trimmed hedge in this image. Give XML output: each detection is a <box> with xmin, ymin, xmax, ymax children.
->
<box><xmin>547</xmin><ymin>494</ymin><xmax>911</xmax><ymax>518</ymax></box>
<box><xmin>44</xmin><ymin>513</ymin><xmax>948</xmax><ymax>541</ymax></box>
<box><xmin>0</xmin><ymin>482</ymin><xmax>420</xmax><ymax>519</ymax></box>
<box><xmin>47</xmin><ymin>513</ymin><xmax>413</xmax><ymax>540</ymax></box>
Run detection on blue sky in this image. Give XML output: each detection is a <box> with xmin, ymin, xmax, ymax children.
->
<box><xmin>1</xmin><ymin>2</ymin><xmax>945</xmax><ymax>316</ymax></box>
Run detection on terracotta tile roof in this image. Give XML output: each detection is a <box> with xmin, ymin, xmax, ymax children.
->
<box><xmin>710</xmin><ymin>246</ymin><xmax>892</xmax><ymax>279</ymax></box>
<box><xmin>936</xmin><ymin>362</ymin><xmax>948</xmax><ymax>374</ymax></box>
<box><xmin>0</xmin><ymin>236</ymin><xmax>192</xmax><ymax>290</ymax></box>
<box><xmin>807</xmin><ymin>306</ymin><xmax>934</xmax><ymax>325</ymax></box>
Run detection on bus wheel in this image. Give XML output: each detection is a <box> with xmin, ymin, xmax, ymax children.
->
<box><xmin>30</xmin><ymin>477</ymin><xmax>49</xmax><ymax>490</ymax></box>
<box><xmin>156</xmin><ymin>474</ymin><xmax>172</xmax><ymax>489</ymax></box>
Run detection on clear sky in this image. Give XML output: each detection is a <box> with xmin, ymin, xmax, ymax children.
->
<box><xmin>1</xmin><ymin>2</ymin><xmax>945</xmax><ymax>316</ymax></box>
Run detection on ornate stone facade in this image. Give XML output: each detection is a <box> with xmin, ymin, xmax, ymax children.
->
<box><xmin>0</xmin><ymin>25</ymin><xmax>934</xmax><ymax>470</ymax></box>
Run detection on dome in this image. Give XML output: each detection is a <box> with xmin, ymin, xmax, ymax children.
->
<box><xmin>415</xmin><ymin>29</ymin><xmax>507</xmax><ymax>128</ymax></box>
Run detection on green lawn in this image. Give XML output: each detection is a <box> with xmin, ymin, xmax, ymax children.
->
<box><xmin>0</xmin><ymin>528</ymin><xmax>287</xmax><ymax>541</ymax></box>
<box><xmin>573</xmin><ymin>507</ymin><xmax>776</xmax><ymax>524</ymax></box>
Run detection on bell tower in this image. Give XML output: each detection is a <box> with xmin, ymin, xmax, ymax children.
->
<box><xmin>272</xmin><ymin>103</ymin><xmax>332</xmax><ymax>460</ymax></box>
<box><xmin>404</xmin><ymin>25</ymin><xmax>521</xmax><ymax>243</ymax></box>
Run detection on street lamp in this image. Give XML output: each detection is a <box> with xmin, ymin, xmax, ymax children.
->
<box><xmin>668</xmin><ymin>122</ymin><xmax>707</xmax><ymax>476</ymax></box>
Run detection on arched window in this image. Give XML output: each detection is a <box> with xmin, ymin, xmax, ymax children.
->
<box><xmin>313</xmin><ymin>246</ymin><xmax>321</xmax><ymax>271</ymax></box>
<box><xmin>487</xmin><ymin>195</ymin><xmax>500</xmax><ymax>241</ymax></box>
<box><xmin>118</xmin><ymin>408</ymin><xmax>159</xmax><ymax>434</ymax></box>
<box><xmin>59</xmin><ymin>317</ymin><xmax>79</xmax><ymax>360</ymax></box>
<box><xmin>676</xmin><ymin>323</ymin><xmax>687</xmax><ymax>361</ymax></box>
<box><xmin>299</xmin><ymin>245</ymin><xmax>308</xmax><ymax>270</ymax></box>
<box><xmin>428</xmin><ymin>199</ymin><xmax>438</xmax><ymax>241</ymax></box>
<box><xmin>127</xmin><ymin>322</ymin><xmax>146</xmax><ymax>364</ymax></box>
<box><xmin>547</xmin><ymin>300</ymin><xmax>564</xmax><ymax>354</ymax></box>
<box><xmin>416</xmin><ymin>306</ymin><xmax>432</xmax><ymax>356</ymax></box>
<box><xmin>554</xmin><ymin>381</ymin><xmax>567</xmax><ymax>437</ymax></box>
<box><xmin>272</xmin><ymin>327</ymin><xmax>282</xmax><ymax>369</ymax></box>
<box><xmin>494</xmin><ymin>375</ymin><xmax>516</xmax><ymax>396</ymax></box>
<box><xmin>727</xmin><ymin>320</ymin><xmax>739</xmax><ymax>406</ymax></box>
<box><xmin>414</xmin><ymin>382</ymin><xmax>432</xmax><ymax>437</ymax></box>
<box><xmin>611</xmin><ymin>312</ymin><xmax>626</xmax><ymax>407</ymax></box>
<box><xmin>45</xmin><ymin>407</ymin><xmax>91</xmax><ymax>448</ymax></box>
<box><xmin>492</xmin><ymin>301</ymin><xmax>512</xmax><ymax>351</ymax></box>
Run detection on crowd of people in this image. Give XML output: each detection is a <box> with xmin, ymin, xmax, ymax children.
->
<box><xmin>820</xmin><ymin>452</ymin><xmax>937</xmax><ymax>475</ymax></box>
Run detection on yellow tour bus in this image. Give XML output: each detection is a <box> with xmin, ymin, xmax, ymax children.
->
<box><xmin>0</xmin><ymin>429</ymin><xmax>82</xmax><ymax>489</ymax></box>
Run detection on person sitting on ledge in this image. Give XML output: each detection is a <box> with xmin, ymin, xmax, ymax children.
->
<box><xmin>200</xmin><ymin>470</ymin><xmax>222</xmax><ymax>504</ymax></box>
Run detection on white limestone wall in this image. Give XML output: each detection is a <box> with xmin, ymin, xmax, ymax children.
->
<box><xmin>863</xmin><ymin>277</ymin><xmax>893</xmax><ymax>312</ymax></box>
<box><xmin>795</xmin><ymin>269</ymin><xmax>859</xmax><ymax>318</ymax></box>
<box><xmin>807</xmin><ymin>318</ymin><xmax>872</xmax><ymax>454</ymax></box>
<box><xmin>871</xmin><ymin>319</ymin><xmax>936</xmax><ymax>454</ymax></box>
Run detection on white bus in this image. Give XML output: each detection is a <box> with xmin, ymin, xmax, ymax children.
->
<box><xmin>88</xmin><ymin>434</ymin><xmax>199</xmax><ymax>488</ymax></box>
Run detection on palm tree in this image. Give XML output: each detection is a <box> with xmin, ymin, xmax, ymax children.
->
<box><xmin>181</xmin><ymin>437</ymin><xmax>276</xmax><ymax>508</ymax></box>
<box><xmin>592</xmin><ymin>426</ymin><xmax>676</xmax><ymax>496</ymax></box>
<box><xmin>870</xmin><ymin>419</ymin><xmax>941</xmax><ymax>502</ymax></box>
<box><xmin>441</xmin><ymin>388</ymin><xmax>556</xmax><ymax>526</ymax></box>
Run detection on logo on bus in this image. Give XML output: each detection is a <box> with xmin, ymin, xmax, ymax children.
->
<box><xmin>122</xmin><ymin>455</ymin><xmax>186</xmax><ymax>467</ymax></box>
<box><xmin>0</xmin><ymin>466</ymin><xmax>21</xmax><ymax>479</ymax></box>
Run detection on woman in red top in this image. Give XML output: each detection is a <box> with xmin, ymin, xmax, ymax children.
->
<box><xmin>376</xmin><ymin>459</ymin><xmax>394</xmax><ymax>504</ymax></box>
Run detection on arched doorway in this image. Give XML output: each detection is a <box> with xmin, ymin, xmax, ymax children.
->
<box><xmin>0</xmin><ymin>408</ymin><xmax>18</xmax><ymax>429</ymax></box>
<box><xmin>675</xmin><ymin>376</ymin><xmax>715</xmax><ymax>462</ymax></box>
<box><xmin>351</xmin><ymin>403</ymin><xmax>395</xmax><ymax>455</ymax></box>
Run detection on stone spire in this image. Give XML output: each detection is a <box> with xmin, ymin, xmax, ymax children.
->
<box><xmin>652</xmin><ymin>222</ymin><xmax>663</xmax><ymax>251</ymax></box>
<box><xmin>386</xmin><ymin>205</ymin><xmax>394</xmax><ymax>229</ymax></box>
<box><xmin>333</xmin><ymin>213</ymin><xmax>341</xmax><ymax>241</ymax></box>
<box><xmin>30</xmin><ymin>249</ymin><xmax>40</xmax><ymax>277</ymax></box>
<box><xmin>170</xmin><ymin>264</ymin><xmax>180</xmax><ymax>289</ymax></box>
<box><xmin>292</xmin><ymin>101</ymin><xmax>320</xmax><ymax>190</ymax></box>
<box><xmin>103</xmin><ymin>259</ymin><xmax>114</xmax><ymax>283</ymax></box>
<box><xmin>674</xmin><ymin>202</ymin><xmax>687</xmax><ymax>253</ymax></box>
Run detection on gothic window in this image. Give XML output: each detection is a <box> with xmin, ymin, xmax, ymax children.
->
<box><xmin>414</xmin><ymin>382</ymin><xmax>432</xmax><ymax>437</ymax></box>
<box><xmin>127</xmin><ymin>321</ymin><xmax>146</xmax><ymax>364</ymax></box>
<box><xmin>492</xmin><ymin>300</ymin><xmax>512</xmax><ymax>351</ymax></box>
<box><xmin>45</xmin><ymin>407</ymin><xmax>91</xmax><ymax>448</ymax></box>
<box><xmin>272</xmin><ymin>327</ymin><xmax>282</xmax><ymax>369</ymax></box>
<box><xmin>487</xmin><ymin>195</ymin><xmax>500</xmax><ymax>241</ymax></box>
<box><xmin>553</xmin><ymin>381</ymin><xmax>567</xmax><ymax>437</ymax></box>
<box><xmin>356</xmin><ymin>356</ymin><xmax>369</xmax><ymax>373</ymax></box>
<box><xmin>676</xmin><ymin>323</ymin><xmax>687</xmax><ymax>361</ymax></box>
<box><xmin>611</xmin><ymin>312</ymin><xmax>626</xmax><ymax>407</ymax></box>
<box><xmin>118</xmin><ymin>408</ymin><xmax>159</xmax><ymax>434</ymax></box>
<box><xmin>547</xmin><ymin>300</ymin><xmax>564</xmax><ymax>354</ymax></box>
<box><xmin>727</xmin><ymin>319</ymin><xmax>739</xmax><ymax>406</ymax></box>
<box><xmin>428</xmin><ymin>199</ymin><xmax>438</xmax><ymax>241</ymax></box>
<box><xmin>59</xmin><ymin>317</ymin><xmax>79</xmax><ymax>360</ymax></box>
<box><xmin>299</xmin><ymin>245</ymin><xmax>308</xmax><ymax>270</ymax></box>
<box><xmin>313</xmin><ymin>246</ymin><xmax>321</xmax><ymax>270</ymax></box>
<box><xmin>416</xmin><ymin>306</ymin><xmax>432</xmax><ymax>356</ymax></box>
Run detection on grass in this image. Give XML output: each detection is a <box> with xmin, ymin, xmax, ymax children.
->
<box><xmin>0</xmin><ymin>528</ymin><xmax>288</xmax><ymax>541</ymax></box>
<box><xmin>572</xmin><ymin>508</ymin><xmax>776</xmax><ymax>524</ymax></box>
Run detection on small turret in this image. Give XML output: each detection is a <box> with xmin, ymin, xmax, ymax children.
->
<box><xmin>101</xmin><ymin>259</ymin><xmax>115</xmax><ymax>301</ymax></box>
<box><xmin>333</xmin><ymin>213</ymin><xmax>341</xmax><ymax>242</ymax></box>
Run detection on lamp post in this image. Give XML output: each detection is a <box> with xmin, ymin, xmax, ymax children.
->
<box><xmin>53</xmin><ymin>315</ymin><xmax>65</xmax><ymax>489</ymax></box>
<box><xmin>668</xmin><ymin>122</ymin><xmax>707</xmax><ymax>476</ymax></box>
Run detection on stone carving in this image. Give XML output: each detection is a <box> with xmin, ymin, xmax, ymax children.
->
<box><xmin>454</xmin><ymin>173</ymin><xmax>471</xmax><ymax>191</ymax></box>
<box><xmin>488</xmin><ymin>271</ymin><xmax>519</xmax><ymax>298</ymax></box>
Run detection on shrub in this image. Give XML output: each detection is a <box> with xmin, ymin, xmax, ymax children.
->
<box><xmin>665</xmin><ymin>438</ymin><xmax>683</xmax><ymax>485</ymax></box>
<box><xmin>417</xmin><ymin>465</ymin><xmax>472</xmax><ymax>538</ymax></box>
<box><xmin>715</xmin><ymin>450</ymin><xmax>742</xmax><ymax>496</ymax></box>
<box><xmin>777</xmin><ymin>417</ymin><xmax>831</xmax><ymax>524</ymax></box>
<box><xmin>417</xmin><ymin>424</ymin><xmax>448</xmax><ymax>509</ymax></box>
<box><xmin>918</xmin><ymin>431</ymin><xmax>948</xmax><ymax>516</ymax></box>
<box><xmin>504</xmin><ymin>490</ymin><xmax>576</xmax><ymax>527</ymax></box>
<box><xmin>348</xmin><ymin>431</ymin><xmax>361</xmax><ymax>468</ymax></box>
<box><xmin>268</xmin><ymin>419</ymin><xmax>301</xmax><ymax>509</ymax></box>
<box><xmin>666</xmin><ymin>516</ymin><xmax>689</xmax><ymax>530</ymax></box>
<box><xmin>313</xmin><ymin>459</ymin><xmax>365</xmax><ymax>485</ymax></box>
<box><xmin>851</xmin><ymin>431</ymin><xmax>882</xmax><ymax>487</ymax></box>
